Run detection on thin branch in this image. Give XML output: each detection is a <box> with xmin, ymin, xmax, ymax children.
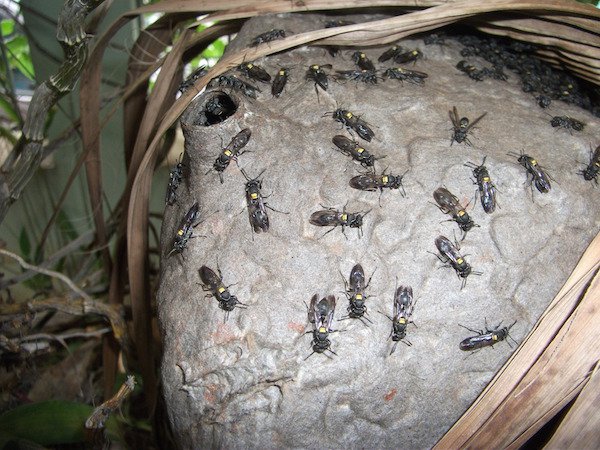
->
<box><xmin>0</xmin><ymin>296</ymin><xmax>127</xmax><ymax>347</ymax></box>
<box><xmin>0</xmin><ymin>248</ymin><xmax>92</xmax><ymax>300</ymax></box>
<box><xmin>1</xmin><ymin>327</ymin><xmax>111</xmax><ymax>354</ymax></box>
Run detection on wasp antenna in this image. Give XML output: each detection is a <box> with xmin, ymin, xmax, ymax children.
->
<box><xmin>304</xmin><ymin>351</ymin><xmax>315</xmax><ymax>361</ymax></box>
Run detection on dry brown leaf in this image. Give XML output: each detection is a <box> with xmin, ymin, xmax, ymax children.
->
<box><xmin>545</xmin><ymin>361</ymin><xmax>600</xmax><ymax>449</ymax></box>
<box><xmin>126</xmin><ymin>27</ymin><xmax>192</xmax><ymax>410</ymax></box>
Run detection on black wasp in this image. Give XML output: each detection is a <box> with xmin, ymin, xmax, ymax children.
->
<box><xmin>204</xmin><ymin>95</ymin><xmax>236</xmax><ymax>125</ymax></box>
<box><xmin>238</xmin><ymin>62</ymin><xmax>271</xmax><ymax>83</ymax></box>
<box><xmin>449</xmin><ymin>106</ymin><xmax>487</xmax><ymax>146</ymax></box>
<box><xmin>332</xmin><ymin>135</ymin><xmax>381</xmax><ymax>168</ymax></box>
<box><xmin>332</xmin><ymin>109</ymin><xmax>374</xmax><ymax>142</ymax></box>
<box><xmin>459</xmin><ymin>320</ymin><xmax>517</xmax><ymax>351</ymax></box>
<box><xmin>167</xmin><ymin>202</ymin><xmax>203</xmax><ymax>258</ymax></box>
<box><xmin>433</xmin><ymin>187</ymin><xmax>477</xmax><ymax>238</ymax></box>
<box><xmin>350</xmin><ymin>170</ymin><xmax>408</xmax><ymax>206</ymax></box>
<box><xmin>383</xmin><ymin>67</ymin><xmax>428</xmax><ymax>84</ymax></box>
<box><xmin>508</xmin><ymin>150</ymin><xmax>552</xmax><ymax>194</ymax></box>
<box><xmin>351</xmin><ymin>51</ymin><xmax>376</xmax><ymax>71</ymax></box>
<box><xmin>240</xmin><ymin>168</ymin><xmax>286</xmax><ymax>235</ymax></box>
<box><xmin>305</xmin><ymin>294</ymin><xmax>337</xmax><ymax>359</ymax></box>
<box><xmin>309</xmin><ymin>204</ymin><xmax>370</xmax><ymax>239</ymax></box>
<box><xmin>334</xmin><ymin>69</ymin><xmax>378</xmax><ymax>84</ymax></box>
<box><xmin>271</xmin><ymin>67</ymin><xmax>290</xmax><ymax>97</ymax></box>
<box><xmin>208</xmin><ymin>128</ymin><xmax>252</xmax><ymax>183</ymax></box>
<box><xmin>179</xmin><ymin>66</ymin><xmax>207</xmax><ymax>93</ymax></box>
<box><xmin>250</xmin><ymin>29</ymin><xmax>286</xmax><ymax>47</ymax></box>
<box><xmin>550</xmin><ymin>115</ymin><xmax>585</xmax><ymax>133</ymax></box>
<box><xmin>433</xmin><ymin>236</ymin><xmax>481</xmax><ymax>289</ymax></box>
<box><xmin>579</xmin><ymin>144</ymin><xmax>600</xmax><ymax>184</ymax></box>
<box><xmin>380</xmin><ymin>285</ymin><xmax>415</xmax><ymax>355</ymax></box>
<box><xmin>199</xmin><ymin>265</ymin><xmax>246</xmax><ymax>319</ymax></box>
<box><xmin>324</xmin><ymin>19</ymin><xmax>355</xmax><ymax>28</ymax></box>
<box><xmin>423</xmin><ymin>33</ymin><xmax>445</xmax><ymax>45</ymax></box>
<box><xmin>378</xmin><ymin>45</ymin><xmax>403</xmax><ymax>63</ymax></box>
<box><xmin>456</xmin><ymin>60</ymin><xmax>484</xmax><ymax>82</ymax></box>
<box><xmin>464</xmin><ymin>157</ymin><xmax>497</xmax><ymax>213</ymax></box>
<box><xmin>393</xmin><ymin>49</ymin><xmax>423</xmax><ymax>64</ymax></box>
<box><xmin>536</xmin><ymin>95</ymin><xmax>551</xmax><ymax>109</ymax></box>
<box><xmin>241</xmin><ymin>168</ymin><xmax>269</xmax><ymax>234</ymax></box>
<box><xmin>340</xmin><ymin>264</ymin><xmax>374</xmax><ymax>325</ymax></box>
<box><xmin>207</xmin><ymin>75</ymin><xmax>260</xmax><ymax>99</ymax></box>
<box><xmin>165</xmin><ymin>154</ymin><xmax>185</xmax><ymax>206</ymax></box>
<box><xmin>306</xmin><ymin>64</ymin><xmax>332</xmax><ymax>94</ymax></box>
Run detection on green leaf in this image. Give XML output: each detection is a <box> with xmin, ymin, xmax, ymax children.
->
<box><xmin>202</xmin><ymin>39</ymin><xmax>226</xmax><ymax>59</ymax></box>
<box><xmin>0</xmin><ymin>93</ymin><xmax>21</xmax><ymax>123</ymax></box>
<box><xmin>1</xmin><ymin>19</ymin><xmax>14</xmax><ymax>37</ymax></box>
<box><xmin>22</xmin><ymin>273</ymin><xmax>52</xmax><ymax>291</ymax></box>
<box><xmin>0</xmin><ymin>401</ymin><xmax>122</xmax><ymax>446</ymax></box>
<box><xmin>5</xmin><ymin>35</ymin><xmax>35</xmax><ymax>80</ymax></box>
<box><xmin>56</xmin><ymin>210</ymin><xmax>79</xmax><ymax>241</ymax></box>
<box><xmin>0</xmin><ymin>125</ymin><xmax>18</xmax><ymax>144</ymax></box>
<box><xmin>5</xmin><ymin>35</ymin><xmax>28</xmax><ymax>57</ymax></box>
<box><xmin>18</xmin><ymin>228</ymin><xmax>31</xmax><ymax>259</ymax></box>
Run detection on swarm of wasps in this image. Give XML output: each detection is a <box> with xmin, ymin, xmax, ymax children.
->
<box><xmin>164</xmin><ymin>25</ymin><xmax>596</xmax><ymax>358</ymax></box>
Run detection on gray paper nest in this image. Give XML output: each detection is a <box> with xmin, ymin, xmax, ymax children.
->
<box><xmin>158</xmin><ymin>13</ymin><xmax>600</xmax><ymax>449</ymax></box>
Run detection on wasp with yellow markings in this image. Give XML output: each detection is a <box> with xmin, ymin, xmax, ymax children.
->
<box><xmin>433</xmin><ymin>187</ymin><xmax>477</xmax><ymax>238</ymax></box>
<box><xmin>238</xmin><ymin>62</ymin><xmax>271</xmax><ymax>83</ymax></box>
<box><xmin>241</xmin><ymin>168</ymin><xmax>287</xmax><ymax>234</ymax></box>
<box><xmin>433</xmin><ymin>236</ymin><xmax>481</xmax><ymax>289</ymax></box>
<box><xmin>208</xmin><ymin>128</ymin><xmax>252</xmax><ymax>183</ymax></box>
<box><xmin>459</xmin><ymin>320</ymin><xmax>517</xmax><ymax>351</ymax></box>
<box><xmin>310</xmin><ymin>204</ymin><xmax>370</xmax><ymax>239</ymax></box>
<box><xmin>580</xmin><ymin>144</ymin><xmax>600</xmax><ymax>184</ymax></box>
<box><xmin>241</xmin><ymin>168</ymin><xmax>270</xmax><ymax>234</ymax></box>
<box><xmin>349</xmin><ymin>169</ymin><xmax>407</xmax><ymax>199</ymax></box>
<box><xmin>332</xmin><ymin>109</ymin><xmax>374</xmax><ymax>142</ymax></box>
<box><xmin>271</xmin><ymin>67</ymin><xmax>290</xmax><ymax>97</ymax></box>
<box><xmin>351</xmin><ymin>51</ymin><xmax>376</xmax><ymax>71</ymax></box>
<box><xmin>508</xmin><ymin>150</ymin><xmax>552</xmax><ymax>194</ymax></box>
<box><xmin>378</xmin><ymin>45</ymin><xmax>403</xmax><ymax>63</ymax></box>
<box><xmin>167</xmin><ymin>202</ymin><xmax>203</xmax><ymax>258</ymax></box>
<box><xmin>464</xmin><ymin>157</ymin><xmax>497</xmax><ymax>213</ymax></box>
<box><xmin>199</xmin><ymin>265</ymin><xmax>246</xmax><ymax>318</ymax></box>
<box><xmin>380</xmin><ymin>284</ymin><xmax>415</xmax><ymax>354</ymax></box>
<box><xmin>340</xmin><ymin>264</ymin><xmax>374</xmax><ymax>325</ymax></box>
<box><xmin>449</xmin><ymin>106</ymin><xmax>487</xmax><ymax>146</ymax></box>
<box><xmin>332</xmin><ymin>135</ymin><xmax>380</xmax><ymax>168</ymax></box>
<box><xmin>394</xmin><ymin>49</ymin><xmax>423</xmax><ymax>64</ymax></box>
<box><xmin>306</xmin><ymin>63</ymin><xmax>332</xmax><ymax>94</ymax></box>
<box><xmin>305</xmin><ymin>294</ymin><xmax>337</xmax><ymax>359</ymax></box>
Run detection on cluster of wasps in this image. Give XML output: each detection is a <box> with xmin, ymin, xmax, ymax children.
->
<box><xmin>304</xmin><ymin>264</ymin><xmax>417</xmax><ymax>358</ymax></box>
<box><xmin>165</xmin><ymin>23</ymin><xmax>599</xmax><ymax>358</ymax></box>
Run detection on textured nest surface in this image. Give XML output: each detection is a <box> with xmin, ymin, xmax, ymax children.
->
<box><xmin>157</xmin><ymin>13</ymin><xmax>600</xmax><ymax>449</ymax></box>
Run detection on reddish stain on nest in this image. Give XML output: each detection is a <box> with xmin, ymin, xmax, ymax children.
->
<box><xmin>204</xmin><ymin>383</ymin><xmax>219</xmax><ymax>403</ymax></box>
<box><xmin>288</xmin><ymin>322</ymin><xmax>306</xmax><ymax>334</ymax></box>
<box><xmin>384</xmin><ymin>388</ymin><xmax>397</xmax><ymax>402</ymax></box>
<box><xmin>210</xmin><ymin>323</ymin><xmax>236</xmax><ymax>344</ymax></box>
